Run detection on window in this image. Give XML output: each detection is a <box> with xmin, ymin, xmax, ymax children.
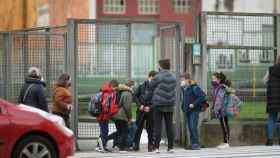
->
<box><xmin>138</xmin><ymin>0</ymin><xmax>159</xmax><ymax>14</ymax></box>
<box><xmin>239</xmin><ymin>50</ymin><xmax>250</xmax><ymax>63</ymax></box>
<box><xmin>217</xmin><ymin>54</ymin><xmax>233</xmax><ymax>69</ymax></box>
<box><xmin>103</xmin><ymin>0</ymin><xmax>126</xmax><ymax>14</ymax></box>
<box><xmin>172</xmin><ymin>0</ymin><xmax>192</xmax><ymax>14</ymax></box>
<box><xmin>260</xmin><ymin>50</ymin><xmax>272</xmax><ymax>63</ymax></box>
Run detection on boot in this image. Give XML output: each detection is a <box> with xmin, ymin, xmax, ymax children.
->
<box><xmin>266</xmin><ymin>139</ymin><xmax>273</xmax><ymax>146</ymax></box>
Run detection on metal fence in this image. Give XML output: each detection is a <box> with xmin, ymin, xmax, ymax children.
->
<box><xmin>0</xmin><ymin>29</ymin><xmax>66</xmax><ymax>101</ymax></box>
<box><xmin>202</xmin><ymin>12</ymin><xmax>279</xmax><ymax>119</ymax></box>
<box><xmin>65</xmin><ymin>19</ymin><xmax>183</xmax><ymax>144</ymax></box>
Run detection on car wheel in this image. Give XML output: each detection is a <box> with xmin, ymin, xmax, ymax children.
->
<box><xmin>12</xmin><ymin>135</ymin><xmax>57</xmax><ymax>158</ymax></box>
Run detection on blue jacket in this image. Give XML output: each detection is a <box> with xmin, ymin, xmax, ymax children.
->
<box><xmin>182</xmin><ymin>84</ymin><xmax>206</xmax><ymax>112</ymax></box>
<box><xmin>18</xmin><ymin>78</ymin><xmax>49</xmax><ymax>112</ymax></box>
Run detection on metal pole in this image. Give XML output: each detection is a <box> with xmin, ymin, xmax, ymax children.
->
<box><xmin>45</xmin><ymin>28</ymin><xmax>51</xmax><ymax>96</ymax></box>
<box><xmin>66</xmin><ymin>19</ymin><xmax>79</xmax><ymax>150</ymax></box>
<box><xmin>4</xmin><ymin>33</ymin><xmax>12</xmax><ymax>100</ymax></box>
<box><xmin>128</xmin><ymin>23</ymin><xmax>132</xmax><ymax>80</ymax></box>
<box><xmin>23</xmin><ymin>33</ymin><xmax>29</xmax><ymax>76</ymax></box>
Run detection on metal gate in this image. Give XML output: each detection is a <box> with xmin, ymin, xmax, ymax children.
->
<box><xmin>202</xmin><ymin>12</ymin><xmax>278</xmax><ymax>119</ymax></box>
<box><xmin>0</xmin><ymin>30</ymin><xmax>66</xmax><ymax>101</ymax></box>
<box><xmin>66</xmin><ymin>19</ymin><xmax>184</xmax><ymax>145</ymax></box>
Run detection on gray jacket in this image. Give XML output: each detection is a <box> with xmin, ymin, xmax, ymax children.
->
<box><xmin>145</xmin><ymin>69</ymin><xmax>177</xmax><ymax>108</ymax></box>
<box><xmin>112</xmin><ymin>91</ymin><xmax>133</xmax><ymax>122</ymax></box>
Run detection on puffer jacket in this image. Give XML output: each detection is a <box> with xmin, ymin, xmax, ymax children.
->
<box><xmin>52</xmin><ymin>84</ymin><xmax>72</xmax><ymax>115</ymax></box>
<box><xmin>181</xmin><ymin>82</ymin><xmax>206</xmax><ymax>112</ymax></box>
<box><xmin>145</xmin><ymin>69</ymin><xmax>177</xmax><ymax>108</ymax></box>
<box><xmin>18</xmin><ymin>77</ymin><xmax>48</xmax><ymax>112</ymax></box>
<box><xmin>267</xmin><ymin>64</ymin><xmax>280</xmax><ymax>113</ymax></box>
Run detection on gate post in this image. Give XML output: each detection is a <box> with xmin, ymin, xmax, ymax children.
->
<box><xmin>4</xmin><ymin>33</ymin><xmax>12</xmax><ymax>100</ymax></box>
<box><xmin>66</xmin><ymin>19</ymin><xmax>79</xmax><ymax>150</ymax></box>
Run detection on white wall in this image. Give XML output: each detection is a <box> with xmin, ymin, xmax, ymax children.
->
<box><xmin>202</xmin><ymin>0</ymin><xmax>275</xmax><ymax>13</ymax></box>
<box><xmin>89</xmin><ymin>0</ymin><xmax>96</xmax><ymax>19</ymax></box>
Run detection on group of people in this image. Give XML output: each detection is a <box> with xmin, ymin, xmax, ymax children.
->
<box><xmin>18</xmin><ymin>67</ymin><xmax>73</xmax><ymax>128</ymax></box>
<box><xmin>17</xmin><ymin>54</ymin><xmax>280</xmax><ymax>153</ymax></box>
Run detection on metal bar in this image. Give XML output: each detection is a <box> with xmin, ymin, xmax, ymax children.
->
<box><xmin>3</xmin><ymin>33</ymin><xmax>12</xmax><ymax>100</ymax></box>
<box><xmin>203</xmin><ymin>11</ymin><xmax>280</xmax><ymax>17</ymax></box>
<box><xmin>276</xmin><ymin>15</ymin><xmax>280</xmax><ymax>58</ymax></box>
<box><xmin>207</xmin><ymin>45</ymin><xmax>276</xmax><ymax>50</ymax></box>
<box><xmin>23</xmin><ymin>33</ymin><xmax>29</xmax><ymax>77</ymax></box>
<box><xmin>66</xmin><ymin>19</ymin><xmax>79</xmax><ymax>150</ymax></box>
<box><xmin>128</xmin><ymin>24</ymin><xmax>132</xmax><ymax>80</ymax></box>
<box><xmin>13</xmin><ymin>32</ymin><xmax>65</xmax><ymax>36</ymax></box>
<box><xmin>0</xmin><ymin>25</ymin><xmax>66</xmax><ymax>33</ymax></box>
<box><xmin>45</xmin><ymin>28</ymin><xmax>51</xmax><ymax>96</ymax></box>
<box><xmin>160</xmin><ymin>24</ymin><xmax>178</xmax><ymax>30</ymax></box>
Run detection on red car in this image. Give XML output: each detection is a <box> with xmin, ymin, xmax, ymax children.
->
<box><xmin>0</xmin><ymin>99</ymin><xmax>75</xmax><ymax>158</ymax></box>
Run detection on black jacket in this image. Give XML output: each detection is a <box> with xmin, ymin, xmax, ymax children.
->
<box><xmin>134</xmin><ymin>80</ymin><xmax>150</xmax><ymax>107</ymax></box>
<box><xmin>145</xmin><ymin>69</ymin><xmax>177</xmax><ymax>108</ymax></box>
<box><xmin>18</xmin><ymin>78</ymin><xmax>49</xmax><ymax>112</ymax></box>
<box><xmin>267</xmin><ymin>64</ymin><xmax>280</xmax><ymax>113</ymax></box>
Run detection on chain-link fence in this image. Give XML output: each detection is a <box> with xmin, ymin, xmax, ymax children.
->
<box><xmin>203</xmin><ymin>12</ymin><xmax>278</xmax><ymax>120</ymax></box>
<box><xmin>0</xmin><ymin>29</ymin><xmax>66</xmax><ymax>101</ymax></box>
<box><xmin>65</xmin><ymin>20</ymin><xmax>183</xmax><ymax>143</ymax></box>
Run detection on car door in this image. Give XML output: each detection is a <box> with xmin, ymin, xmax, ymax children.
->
<box><xmin>0</xmin><ymin>103</ymin><xmax>11</xmax><ymax>158</ymax></box>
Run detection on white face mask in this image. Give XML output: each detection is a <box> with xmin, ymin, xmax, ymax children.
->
<box><xmin>41</xmin><ymin>77</ymin><xmax>44</xmax><ymax>82</ymax></box>
<box><xmin>180</xmin><ymin>80</ymin><xmax>186</xmax><ymax>86</ymax></box>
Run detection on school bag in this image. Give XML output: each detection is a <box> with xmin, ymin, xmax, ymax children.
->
<box><xmin>105</xmin><ymin>90</ymin><xmax>130</xmax><ymax>119</ymax></box>
<box><xmin>224</xmin><ymin>93</ymin><xmax>242</xmax><ymax>118</ymax></box>
<box><xmin>88</xmin><ymin>92</ymin><xmax>103</xmax><ymax>117</ymax></box>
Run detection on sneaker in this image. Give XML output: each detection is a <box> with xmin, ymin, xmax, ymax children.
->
<box><xmin>167</xmin><ymin>148</ymin><xmax>174</xmax><ymax>153</ymax></box>
<box><xmin>191</xmin><ymin>144</ymin><xmax>201</xmax><ymax>150</ymax></box>
<box><xmin>119</xmin><ymin>150</ymin><xmax>128</xmax><ymax>154</ymax></box>
<box><xmin>97</xmin><ymin>138</ymin><xmax>104</xmax><ymax>151</ymax></box>
<box><xmin>153</xmin><ymin>149</ymin><xmax>160</xmax><ymax>154</ymax></box>
<box><xmin>217</xmin><ymin>143</ymin><xmax>230</xmax><ymax>150</ymax></box>
<box><xmin>266</xmin><ymin>139</ymin><xmax>273</xmax><ymax>146</ymax></box>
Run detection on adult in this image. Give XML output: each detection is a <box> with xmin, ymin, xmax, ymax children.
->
<box><xmin>265</xmin><ymin>55</ymin><xmax>280</xmax><ymax>145</ymax></box>
<box><xmin>52</xmin><ymin>73</ymin><xmax>73</xmax><ymax>128</ymax></box>
<box><xmin>18</xmin><ymin>67</ymin><xmax>48</xmax><ymax>112</ymax></box>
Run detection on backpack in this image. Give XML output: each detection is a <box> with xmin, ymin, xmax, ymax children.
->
<box><xmin>88</xmin><ymin>92</ymin><xmax>103</xmax><ymax>117</ymax></box>
<box><xmin>224</xmin><ymin>93</ymin><xmax>242</xmax><ymax>118</ymax></box>
<box><xmin>105</xmin><ymin>90</ymin><xmax>130</xmax><ymax>119</ymax></box>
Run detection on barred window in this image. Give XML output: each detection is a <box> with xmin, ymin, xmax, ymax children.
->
<box><xmin>172</xmin><ymin>0</ymin><xmax>192</xmax><ymax>14</ymax></box>
<box><xmin>103</xmin><ymin>0</ymin><xmax>126</xmax><ymax>14</ymax></box>
<box><xmin>138</xmin><ymin>0</ymin><xmax>160</xmax><ymax>14</ymax></box>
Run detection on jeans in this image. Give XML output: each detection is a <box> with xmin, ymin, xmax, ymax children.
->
<box><xmin>98</xmin><ymin>121</ymin><xmax>109</xmax><ymax>148</ymax></box>
<box><xmin>186</xmin><ymin>111</ymin><xmax>200</xmax><ymax>145</ymax></box>
<box><xmin>107</xmin><ymin>120</ymin><xmax>129</xmax><ymax>150</ymax></box>
<box><xmin>267</xmin><ymin>112</ymin><xmax>278</xmax><ymax>139</ymax></box>
<box><xmin>134</xmin><ymin>110</ymin><xmax>154</xmax><ymax>149</ymax></box>
<box><xmin>153</xmin><ymin>108</ymin><xmax>174</xmax><ymax>149</ymax></box>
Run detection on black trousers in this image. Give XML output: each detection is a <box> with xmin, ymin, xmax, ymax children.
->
<box><xmin>219</xmin><ymin>116</ymin><xmax>230</xmax><ymax>143</ymax></box>
<box><xmin>133</xmin><ymin>110</ymin><xmax>154</xmax><ymax>149</ymax></box>
<box><xmin>107</xmin><ymin>120</ymin><xmax>128</xmax><ymax>150</ymax></box>
<box><xmin>52</xmin><ymin>112</ymin><xmax>70</xmax><ymax>128</ymax></box>
<box><xmin>153</xmin><ymin>108</ymin><xmax>174</xmax><ymax>149</ymax></box>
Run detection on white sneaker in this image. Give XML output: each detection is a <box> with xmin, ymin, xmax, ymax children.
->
<box><xmin>154</xmin><ymin>149</ymin><xmax>160</xmax><ymax>154</ymax></box>
<box><xmin>217</xmin><ymin>143</ymin><xmax>230</xmax><ymax>150</ymax></box>
<box><xmin>167</xmin><ymin>149</ymin><xmax>174</xmax><ymax>153</ymax></box>
<box><xmin>97</xmin><ymin>138</ymin><xmax>104</xmax><ymax>151</ymax></box>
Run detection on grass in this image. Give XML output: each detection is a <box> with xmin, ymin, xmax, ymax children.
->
<box><xmin>236</xmin><ymin>101</ymin><xmax>267</xmax><ymax>120</ymax></box>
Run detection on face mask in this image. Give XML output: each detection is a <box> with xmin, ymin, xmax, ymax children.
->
<box><xmin>180</xmin><ymin>80</ymin><xmax>186</xmax><ymax>86</ymax></box>
<box><xmin>211</xmin><ymin>80</ymin><xmax>220</xmax><ymax>87</ymax></box>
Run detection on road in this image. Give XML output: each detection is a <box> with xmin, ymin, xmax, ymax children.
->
<box><xmin>74</xmin><ymin>146</ymin><xmax>280</xmax><ymax>158</ymax></box>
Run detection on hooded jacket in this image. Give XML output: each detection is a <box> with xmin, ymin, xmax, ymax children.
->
<box><xmin>267</xmin><ymin>64</ymin><xmax>280</xmax><ymax>113</ymax></box>
<box><xmin>52</xmin><ymin>84</ymin><xmax>72</xmax><ymax>115</ymax></box>
<box><xmin>18</xmin><ymin>77</ymin><xmax>48</xmax><ymax>112</ymax></box>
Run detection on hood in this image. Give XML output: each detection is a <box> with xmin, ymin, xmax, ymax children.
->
<box><xmin>25</xmin><ymin>77</ymin><xmax>46</xmax><ymax>87</ymax></box>
<box><xmin>118</xmin><ymin>84</ymin><xmax>133</xmax><ymax>92</ymax></box>
<box><xmin>222</xmin><ymin>84</ymin><xmax>236</xmax><ymax>94</ymax></box>
<box><xmin>271</xmin><ymin>64</ymin><xmax>280</xmax><ymax>78</ymax></box>
<box><xmin>101</xmin><ymin>83</ymin><xmax>113</xmax><ymax>93</ymax></box>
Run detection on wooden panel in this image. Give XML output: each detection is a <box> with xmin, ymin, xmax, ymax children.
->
<box><xmin>0</xmin><ymin>0</ymin><xmax>37</xmax><ymax>31</ymax></box>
